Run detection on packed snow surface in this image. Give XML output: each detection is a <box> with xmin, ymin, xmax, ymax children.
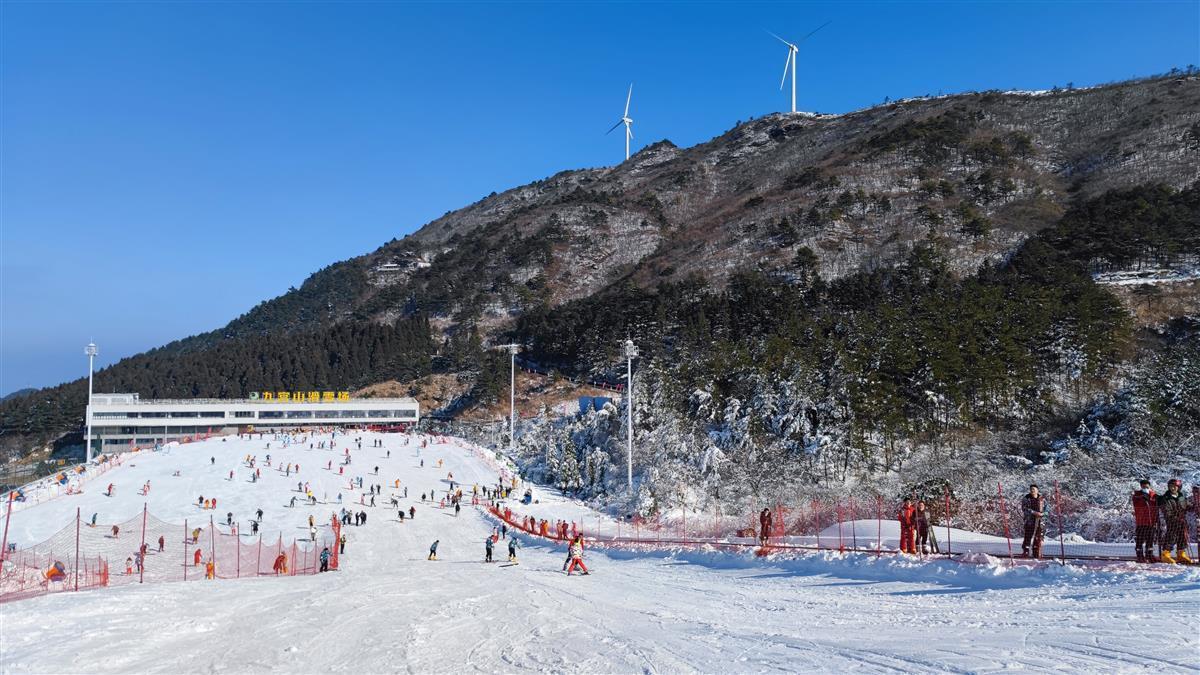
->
<box><xmin>2</xmin><ymin>432</ymin><xmax>1198</xmax><ymax>673</ymax></box>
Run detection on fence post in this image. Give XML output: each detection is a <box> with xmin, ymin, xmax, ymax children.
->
<box><xmin>1054</xmin><ymin>480</ymin><xmax>1066</xmax><ymax>566</ymax></box>
<box><xmin>1192</xmin><ymin>486</ymin><xmax>1200</xmax><ymax>564</ymax></box>
<box><xmin>849</xmin><ymin>497</ymin><xmax>858</xmax><ymax>551</ymax></box>
<box><xmin>75</xmin><ymin>507</ymin><xmax>81</xmax><ymax>591</ymax></box>
<box><xmin>183</xmin><ymin>519</ymin><xmax>188</xmax><ymax>581</ymax></box>
<box><xmin>837</xmin><ymin>501</ymin><xmax>844</xmax><ymax>553</ymax></box>
<box><xmin>997</xmin><ymin>483</ymin><xmax>1014</xmax><ymax>563</ymax></box>
<box><xmin>0</xmin><ymin>492</ymin><xmax>13</xmax><ymax>563</ymax></box>
<box><xmin>139</xmin><ymin>504</ymin><xmax>148</xmax><ymax>584</ymax></box>
<box><xmin>236</xmin><ymin>526</ymin><xmax>241</xmax><ymax>578</ymax></box>
<box><xmin>876</xmin><ymin>495</ymin><xmax>882</xmax><ymax>558</ymax></box>
<box><xmin>210</xmin><ymin>515</ymin><xmax>216</xmax><ymax>578</ymax></box>
<box><xmin>813</xmin><ymin>499</ymin><xmax>821</xmax><ymax>550</ymax></box>
<box><xmin>943</xmin><ymin>487</ymin><xmax>952</xmax><ymax>557</ymax></box>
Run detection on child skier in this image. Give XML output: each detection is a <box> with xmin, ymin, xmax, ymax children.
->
<box><xmin>565</xmin><ymin>535</ymin><xmax>588</xmax><ymax>576</ymax></box>
<box><xmin>485</xmin><ymin>536</ymin><xmax>494</xmax><ymax>562</ymax></box>
<box><xmin>428</xmin><ymin>540</ymin><xmax>439</xmax><ymax>561</ymax></box>
<box><xmin>508</xmin><ymin>537</ymin><xmax>520</xmax><ymax>563</ymax></box>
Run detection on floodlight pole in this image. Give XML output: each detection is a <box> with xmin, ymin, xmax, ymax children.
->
<box><xmin>508</xmin><ymin>344</ymin><xmax>519</xmax><ymax>457</ymax></box>
<box><xmin>85</xmin><ymin>342</ymin><xmax>98</xmax><ymax>463</ymax></box>
<box><xmin>623</xmin><ymin>339</ymin><xmax>639</xmax><ymax>492</ymax></box>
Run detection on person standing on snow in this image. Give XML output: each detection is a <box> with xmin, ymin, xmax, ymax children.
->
<box><xmin>565</xmin><ymin>535</ymin><xmax>589</xmax><ymax>575</ymax></box>
<box><xmin>914</xmin><ymin>501</ymin><xmax>931</xmax><ymax>554</ymax></box>
<box><xmin>1132</xmin><ymin>479</ymin><xmax>1158</xmax><ymax>562</ymax></box>
<box><xmin>507</xmin><ymin>537</ymin><xmax>520</xmax><ymax>562</ymax></box>
<box><xmin>897</xmin><ymin>498</ymin><xmax>917</xmax><ymax>554</ymax></box>
<box><xmin>485</xmin><ymin>536</ymin><xmax>494</xmax><ymax>562</ymax></box>
<box><xmin>759</xmin><ymin>508</ymin><xmax>773</xmax><ymax>547</ymax></box>
<box><xmin>428</xmin><ymin>540</ymin><xmax>439</xmax><ymax>561</ymax></box>
<box><xmin>1021</xmin><ymin>485</ymin><xmax>1045</xmax><ymax>559</ymax></box>
<box><xmin>319</xmin><ymin>547</ymin><xmax>331</xmax><ymax>572</ymax></box>
<box><xmin>1157</xmin><ymin>479</ymin><xmax>1193</xmax><ymax>564</ymax></box>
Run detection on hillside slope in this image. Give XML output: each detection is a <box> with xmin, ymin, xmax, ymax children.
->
<box><xmin>2</xmin><ymin>74</ymin><xmax>1198</xmax><ymax>461</ymax></box>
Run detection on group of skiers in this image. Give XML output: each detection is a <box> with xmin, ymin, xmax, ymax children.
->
<box><xmin>1131</xmin><ymin>478</ymin><xmax>1195</xmax><ymax>564</ymax></box>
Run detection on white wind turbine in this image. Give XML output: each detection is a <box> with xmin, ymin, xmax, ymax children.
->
<box><xmin>769</xmin><ymin>21</ymin><xmax>830</xmax><ymax>113</ymax></box>
<box><xmin>606</xmin><ymin>83</ymin><xmax>634</xmax><ymax>161</ymax></box>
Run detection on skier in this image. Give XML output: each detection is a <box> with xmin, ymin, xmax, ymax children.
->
<box><xmin>1157</xmin><ymin>479</ymin><xmax>1193</xmax><ymax>564</ymax></box>
<box><xmin>111</xmin><ymin>525</ymin><xmax>120</xmax><ymax>539</ymax></box>
<box><xmin>319</xmin><ymin>547</ymin><xmax>331</xmax><ymax>572</ymax></box>
<box><xmin>256</xmin><ymin>508</ymin><xmax>263</xmax><ymax>521</ymax></box>
<box><xmin>340</xmin><ymin>534</ymin><xmax>347</xmax><ymax>554</ymax></box>
<box><xmin>251</xmin><ymin>520</ymin><xmax>259</xmax><ymax>535</ymax></box>
<box><xmin>227</xmin><ymin>512</ymin><xmax>233</xmax><ymax>527</ymax></box>
<box><xmin>428</xmin><ymin>540</ymin><xmax>439</xmax><ymax>561</ymax></box>
<box><xmin>454</xmin><ymin>501</ymin><xmax>461</xmax><ymax>517</ymax></box>
<box><xmin>914</xmin><ymin>501</ymin><xmax>931</xmax><ymax>554</ymax></box>
<box><xmin>1021</xmin><ymin>484</ymin><xmax>1045</xmax><ymax>559</ymax></box>
<box><xmin>273</xmin><ymin>552</ymin><xmax>287</xmax><ymax>574</ymax></box>
<box><xmin>409</xmin><ymin>506</ymin><xmax>416</xmax><ymax>520</ymax></box>
<box><xmin>508</xmin><ymin>536</ymin><xmax>520</xmax><ymax>562</ymax></box>
<box><xmin>485</xmin><ymin>536</ymin><xmax>494</xmax><ymax>562</ymax></box>
<box><xmin>158</xmin><ymin>535</ymin><xmax>165</xmax><ymax>552</ymax></box>
<box><xmin>565</xmin><ymin>535</ymin><xmax>589</xmax><ymax>575</ymax></box>
<box><xmin>898</xmin><ymin>498</ymin><xmax>917</xmax><ymax>554</ymax></box>
<box><xmin>90</xmin><ymin>513</ymin><xmax>97</xmax><ymax>527</ymax></box>
<box><xmin>194</xmin><ymin>548</ymin><xmax>203</xmax><ymax>566</ymax></box>
<box><xmin>1132</xmin><ymin>479</ymin><xmax>1158</xmax><ymax>562</ymax></box>
<box><xmin>759</xmin><ymin>508</ymin><xmax>773</xmax><ymax>547</ymax></box>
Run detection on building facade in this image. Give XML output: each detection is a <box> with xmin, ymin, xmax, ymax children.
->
<box><xmin>86</xmin><ymin>393</ymin><xmax>419</xmax><ymax>452</ymax></box>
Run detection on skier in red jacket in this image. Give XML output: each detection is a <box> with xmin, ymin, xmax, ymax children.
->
<box><xmin>897</xmin><ymin>498</ymin><xmax>917</xmax><ymax>553</ymax></box>
<box><xmin>1131</xmin><ymin>479</ymin><xmax>1158</xmax><ymax>562</ymax></box>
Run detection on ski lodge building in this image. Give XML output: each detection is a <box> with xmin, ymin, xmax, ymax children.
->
<box><xmin>86</xmin><ymin>392</ymin><xmax>420</xmax><ymax>452</ymax></box>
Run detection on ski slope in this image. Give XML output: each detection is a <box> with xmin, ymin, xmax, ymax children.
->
<box><xmin>2</xmin><ymin>432</ymin><xmax>1198</xmax><ymax>673</ymax></box>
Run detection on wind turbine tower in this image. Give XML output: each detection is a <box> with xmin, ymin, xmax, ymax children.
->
<box><xmin>607</xmin><ymin>83</ymin><xmax>634</xmax><ymax>161</ymax></box>
<box><xmin>770</xmin><ymin>22</ymin><xmax>830</xmax><ymax>113</ymax></box>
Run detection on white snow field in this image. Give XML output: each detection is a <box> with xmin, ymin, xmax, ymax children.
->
<box><xmin>2</xmin><ymin>432</ymin><xmax>1198</xmax><ymax>674</ymax></box>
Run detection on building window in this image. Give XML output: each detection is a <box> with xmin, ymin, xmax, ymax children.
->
<box><xmin>169</xmin><ymin>412</ymin><xmax>199</xmax><ymax>418</ymax></box>
<box><xmin>395</xmin><ymin>409</ymin><xmax>416</xmax><ymax>418</ymax></box>
<box><xmin>286</xmin><ymin>411</ymin><xmax>312</xmax><ymax>419</ymax></box>
<box><xmin>199</xmin><ymin>411</ymin><xmax>225</xmax><ymax>418</ymax></box>
<box><xmin>233</xmin><ymin>411</ymin><xmax>256</xmax><ymax>418</ymax></box>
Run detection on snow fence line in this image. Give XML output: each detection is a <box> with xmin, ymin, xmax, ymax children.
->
<box><xmin>480</xmin><ymin>480</ymin><xmax>1200</xmax><ymax>570</ymax></box>
<box><xmin>0</xmin><ymin>502</ymin><xmax>341</xmax><ymax>604</ymax></box>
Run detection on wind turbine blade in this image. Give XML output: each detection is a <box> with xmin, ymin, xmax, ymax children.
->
<box><xmin>765</xmin><ymin>30</ymin><xmax>792</xmax><ymax>47</ymax></box>
<box><xmin>624</xmin><ymin>84</ymin><xmax>633</xmax><ymax>117</ymax></box>
<box><xmin>627</xmin><ymin>124</ymin><xmax>634</xmax><ymax>140</ymax></box>
<box><xmin>779</xmin><ymin>50</ymin><xmax>792</xmax><ymax>90</ymax></box>
<box><xmin>606</xmin><ymin>119</ymin><xmax>624</xmax><ymax>134</ymax></box>
<box><xmin>799</xmin><ymin>20</ymin><xmax>831</xmax><ymax>43</ymax></box>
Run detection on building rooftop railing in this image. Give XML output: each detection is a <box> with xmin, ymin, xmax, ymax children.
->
<box><xmin>92</xmin><ymin>397</ymin><xmax>419</xmax><ymax>406</ymax></box>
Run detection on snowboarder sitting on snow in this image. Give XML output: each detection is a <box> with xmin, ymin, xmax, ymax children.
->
<box><xmin>565</xmin><ymin>535</ymin><xmax>588</xmax><ymax>575</ymax></box>
<box><xmin>1157</xmin><ymin>479</ymin><xmax>1193</xmax><ymax>564</ymax></box>
<box><xmin>1132</xmin><ymin>479</ymin><xmax>1158</xmax><ymax>562</ymax></box>
<box><xmin>1021</xmin><ymin>485</ymin><xmax>1045</xmax><ymax>559</ymax></box>
<box><xmin>428</xmin><ymin>540</ymin><xmax>439</xmax><ymax>561</ymax></box>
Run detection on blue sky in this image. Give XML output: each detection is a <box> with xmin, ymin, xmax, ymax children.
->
<box><xmin>2</xmin><ymin>1</ymin><xmax>1197</xmax><ymax>393</ymax></box>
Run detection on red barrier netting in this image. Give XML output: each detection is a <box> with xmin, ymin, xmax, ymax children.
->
<box><xmin>482</xmin><ymin>481</ymin><xmax>1200</xmax><ymax>566</ymax></box>
<box><xmin>0</xmin><ymin>505</ymin><xmax>341</xmax><ymax>604</ymax></box>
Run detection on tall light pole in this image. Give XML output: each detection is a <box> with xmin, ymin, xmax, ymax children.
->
<box><xmin>85</xmin><ymin>342</ymin><xmax>98</xmax><ymax>463</ymax></box>
<box><xmin>623</xmin><ymin>339</ymin><xmax>638</xmax><ymax>492</ymax></box>
<box><xmin>495</xmin><ymin>344</ymin><xmax>521</xmax><ymax>456</ymax></box>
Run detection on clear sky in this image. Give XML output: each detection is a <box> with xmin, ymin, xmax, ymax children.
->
<box><xmin>2</xmin><ymin>1</ymin><xmax>1197</xmax><ymax>393</ymax></box>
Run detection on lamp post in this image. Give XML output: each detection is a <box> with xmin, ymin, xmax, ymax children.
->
<box><xmin>622</xmin><ymin>339</ymin><xmax>638</xmax><ymax>492</ymax></box>
<box><xmin>495</xmin><ymin>344</ymin><xmax>521</xmax><ymax>457</ymax></box>
<box><xmin>85</xmin><ymin>342</ymin><xmax>98</xmax><ymax>463</ymax></box>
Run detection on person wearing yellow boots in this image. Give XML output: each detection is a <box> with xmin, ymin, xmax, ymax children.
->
<box><xmin>1157</xmin><ymin>479</ymin><xmax>1193</xmax><ymax>564</ymax></box>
